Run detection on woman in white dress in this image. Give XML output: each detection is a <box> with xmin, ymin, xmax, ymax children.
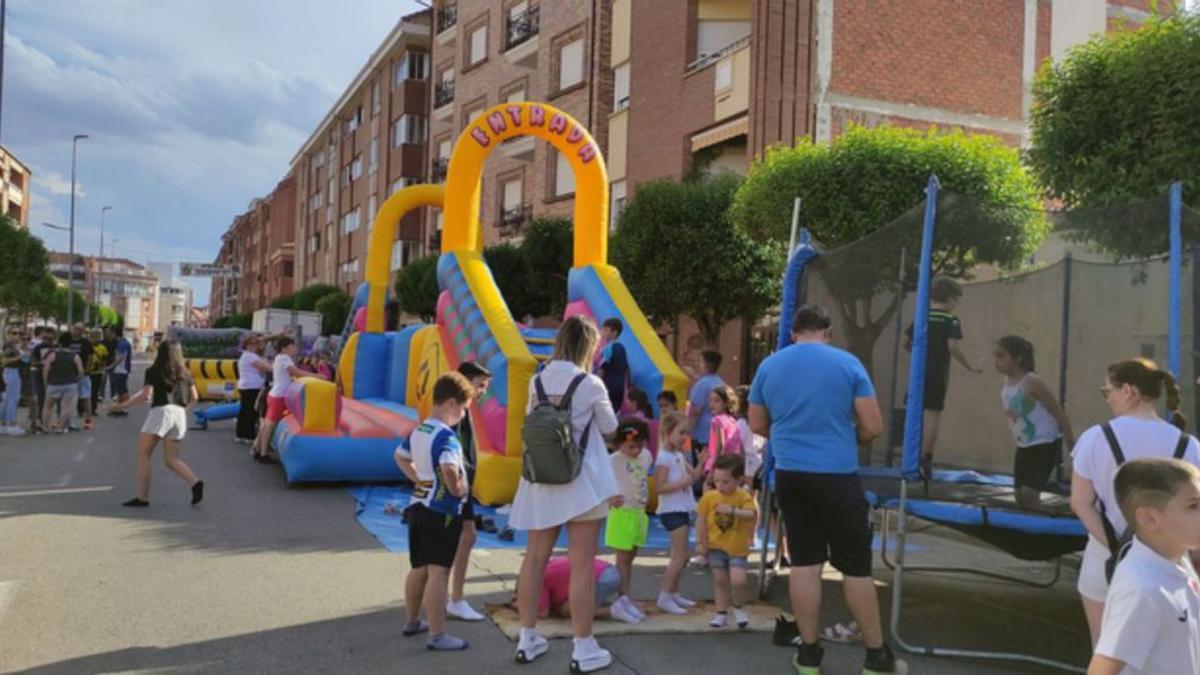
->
<box><xmin>1070</xmin><ymin>358</ymin><xmax>1200</xmax><ymax>645</ymax></box>
<box><xmin>511</xmin><ymin>316</ymin><xmax>619</xmax><ymax>672</ymax></box>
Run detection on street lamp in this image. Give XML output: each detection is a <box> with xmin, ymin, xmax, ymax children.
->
<box><xmin>67</xmin><ymin>133</ymin><xmax>88</xmax><ymax>325</ymax></box>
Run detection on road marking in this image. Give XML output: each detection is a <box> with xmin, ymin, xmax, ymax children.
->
<box><xmin>75</xmin><ymin>450</ymin><xmax>86</xmax><ymax>461</ymax></box>
<box><xmin>0</xmin><ymin>485</ymin><xmax>112</xmax><ymax>498</ymax></box>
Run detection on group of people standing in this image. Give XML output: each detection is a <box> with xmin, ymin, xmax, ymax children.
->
<box><xmin>0</xmin><ymin>323</ymin><xmax>132</xmax><ymax>436</ymax></box>
<box><xmin>234</xmin><ymin>333</ymin><xmax>336</xmax><ymax>463</ymax></box>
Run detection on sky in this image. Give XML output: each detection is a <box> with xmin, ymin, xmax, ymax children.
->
<box><xmin>5</xmin><ymin>0</ymin><xmax>425</xmax><ymax>307</ymax></box>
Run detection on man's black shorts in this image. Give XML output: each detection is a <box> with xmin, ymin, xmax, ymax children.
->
<box><xmin>408</xmin><ymin>504</ymin><xmax>463</xmax><ymax>568</ymax></box>
<box><xmin>775</xmin><ymin>470</ymin><xmax>873</xmax><ymax>577</ymax></box>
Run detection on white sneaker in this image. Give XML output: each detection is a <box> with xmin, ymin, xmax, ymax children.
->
<box><xmin>610</xmin><ymin>595</ymin><xmax>641</xmax><ymax>624</ymax></box>
<box><xmin>672</xmin><ymin>593</ymin><xmax>696</xmax><ymax>608</ymax></box>
<box><xmin>570</xmin><ymin>636</ymin><xmax>612</xmax><ymax>673</ymax></box>
<box><xmin>656</xmin><ymin>592</ymin><xmax>687</xmax><ymax>615</ymax></box>
<box><xmin>689</xmin><ymin>554</ymin><xmax>708</xmax><ymax>567</ymax></box>
<box><xmin>6</xmin><ymin>426</ymin><xmax>25</xmax><ymax>436</ymax></box>
<box><xmin>446</xmin><ymin>599</ymin><xmax>485</xmax><ymax>621</ymax></box>
<box><xmin>709</xmin><ymin>612</ymin><xmax>728</xmax><ymax>628</ymax></box>
<box><xmin>733</xmin><ymin>607</ymin><xmax>749</xmax><ymax>629</ymax></box>
<box><xmin>619</xmin><ymin>595</ymin><xmax>645</xmax><ymax>620</ymax></box>
<box><xmin>515</xmin><ymin>629</ymin><xmax>548</xmax><ymax>664</ymax></box>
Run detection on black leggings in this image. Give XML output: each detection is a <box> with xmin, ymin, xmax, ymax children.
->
<box><xmin>236</xmin><ymin>388</ymin><xmax>260</xmax><ymax>440</ymax></box>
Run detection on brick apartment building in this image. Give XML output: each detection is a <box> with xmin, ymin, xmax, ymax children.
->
<box><xmin>290</xmin><ymin>11</ymin><xmax>432</xmax><ymax>296</ymax></box>
<box><xmin>428</xmin><ymin>0</ymin><xmax>613</xmax><ymax>243</ymax></box>
<box><xmin>604</xmin><ymin>0</ymin><xmax>1154</xmax><ymax>384</ymax></box>
<box><xmin>210</xmin><ymin>174</ymin><xmax>297</xmax><ymax>318</ymax></box>
<box><xmin>0</xmin><ymin>145</ymin><xmax>31</xmax><ymax>228</ymax></box>
<box><xmin>49</xmin><ymin>252</ymin><xmax>160</xmax><ymax>347</ymax></box>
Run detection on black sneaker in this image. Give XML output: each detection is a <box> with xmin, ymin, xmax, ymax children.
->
<box><xmin>863</xmin><ymin>644</ymin><xmax>907</xmax><ymax>674</ymax></box>
<box><xmin>793</xmin><ymin>641</ymin><xmax>824</xmax><ymax>674</ymax></box>
<box><xmin>773</xmin><ymin>615</ymin><xmax>799</xmax><ymax>646</ymax></box>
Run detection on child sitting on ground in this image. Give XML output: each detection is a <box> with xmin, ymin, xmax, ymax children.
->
<box><xmin>1088</xmin><ymin>458</ymin><xmax>1200</xmax><ymax>675</ymax></box>
<box><xmin>606</xmin><ymin>418</ymin><xmax>653</xmax><ymax>624</ymax></box>
<box><xmin>508</xmin><ymin>556</ymin><xmax>622</xmax><ymax>621</ymax></box>
<box><xmin>654</xmin><ymin>411</ymin><xmax>705</xmax><ymax>615</ymax></box>
<box><xmin>393</xmin><ymin>372</ymin><xmax>477</xmax><ymax>652</ymax></box>
<box><xmin>696</xmin><ymin>454</ymin><xmax>758</xmax><ymax>629</ymax></box>
<box><xmin>703</xmin><ymin>385</ymin><xmax>743</xmax><ymax>488</ymax></box>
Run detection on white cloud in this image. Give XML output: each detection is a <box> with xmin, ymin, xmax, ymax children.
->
<box><xmin>31</xmin><ymin>168</ymin><xmax>83</xmax><ymax>198</ymax></box>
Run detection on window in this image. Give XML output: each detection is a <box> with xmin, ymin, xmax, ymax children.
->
<box><xmin>613</xmin><ymin>63</ymin><xmax>630</xmax><ymax>110</ymax></box>
<box><xmin>505</xmin><ymin>86</ymin><xmax>526</xmax><ymax>104</ymax></box>
<box><xmin>715</xmin><ymin>59</ymin><xmax>733</xmax><ymax>92</ymax></box>
<box><xmin>391</xmin><ymin>240</ymin><xmax>421</xmax><ymax>271</ymax></box>
<box><xmin>283</xmin><ymin>261</ymin><xmax>294</xmax><ymax>277</ymax></box>
<box><xmin>503</xmin><ymin>177</ymin><xmax>523</xmax><ymax>211</ymax></box>
<box><xmin>469</xmin><ymin>25</ymin><xmax>487</xmax><ymax>65</ymax></box>
<box><xmin>391</xmin><ymin>114</ymin><xmax>427</xmax><ymax>147</ymax></box>
<box><xmin>554</xmin><ymin>152</ymin><xmax>575</xmax><ymax>196</ymax></box>
<box><xmin>390</xmin><ymin>177</ymin><xmax>419</xmax><ymax>195</ymax></box>
<box><xmin>350</xmin><ymin>155</ymin><xmax>363</xmax><ymax>181</ymax></box>
<box><xmin>438</xmin><ymin>138</ymin><xmax>452</xmax><ymax>161</ymax></box>
<box><xmin>369</xmin><ymin>136</ymin><xmax>379</xmax><ymax>175</ymax></box>
<box><xmin>372</xmin><ymin>79</ymin><xmax>381</xmax><ymax>116</ymax></box>
<box><xmin>340</xmin><ymin>209</ymin><xmax>360</xmax><ymax>235</ymax></box>
<box><xmin>696</xmin><ymin>21</ymin><xmax>751</xmax><ymax>61</ymax></box>
<box><xmin>308</xmin><ymin>232</ymin><xmax>321</xmax><ymax>253</ymax></box>
<box><xmin>340</xmin><ymin>259</ymin><xmax>360</xmax><ymax>278</ymax></box>
<box><xmin>610</xmin><ymin>180</ymin><xmax>627</xmax><ymax>231</ymax></box>
<box><xmin>557</xmin><ymin>38</ymin><xmax>584</xmax><ymax>90</ymax></box>
<box><xmin>463</xmin><ymin>105</ymin><xmax>485</xmax><ymax>132</ymax></box>
<box><xmin>394</xmin><ymin>51</ymin><xmax>429</xmax><ymax>83</ymax></box>
<box><xmin>314</xmin><ymin>149</ymin><xmax>326</xmax><ymax>167</ymax></box>
<box><xmin>344</xmin><ymin>107</ymin><xmax>362</xmax><ymax>135</ymax></box>
<box><xmin>367</xmin><ymin>195</ymin><xmax>378</xmax><ymax>230</ymax></box>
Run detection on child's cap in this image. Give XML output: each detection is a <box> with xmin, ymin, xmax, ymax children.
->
<box><xmin>616</xmin><ymin>417</ymin><xmax>649</xmax><ymax>444</ymax></box>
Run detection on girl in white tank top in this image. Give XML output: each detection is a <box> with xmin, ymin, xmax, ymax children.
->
<box><xmin>994</xmin><ymin>337</ymin><xmax>1076</xmax><ymax>509</ymax></box>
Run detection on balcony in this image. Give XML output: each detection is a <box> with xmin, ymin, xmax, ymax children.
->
<box><xmin>434</xmin><ymin>80</ymin><xmax>455</xmax><ymax>120</ymax></box>
<box><xmin>436</xmin><ymin>4</ymin><xmax>457</xmax><ymax>36</ymax></box>
<box><xmin>504</xmin><ymin>6</ymin><xmax>539</xmax><ymax>67</ymax></box>
<box><xmin>431</xmin><ymin>157</ymin><xmax>449</xmax><ymax>183</ymax></box>
<box><xmin>499</xmin><ymin>204</ymin><xmax>532</xmax><ymax>236</ymax></box>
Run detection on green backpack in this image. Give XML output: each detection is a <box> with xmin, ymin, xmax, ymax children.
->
<box><xmin>521</xmin><ymin>373</ymin><xmax>591</xmax><ymax>485</ymax></box>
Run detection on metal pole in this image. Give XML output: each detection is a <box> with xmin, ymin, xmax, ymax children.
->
<box><xmin>786</xmin><ymin>197</ymin><xmax>802</xmax><ymax>256</ymax></box>
<box><xmin>885</xmin><ymin>246</ymin><xmax>908</xmax><ymax>468</ymax></box>
<box><xmin>1056</xmin><ymin>253</ymin><xmax>1073</xmax><ymax>483</ymax></box>
<box><xmin>1169</xmin><ymin>182</ymin><xmax>1183</xmax><ymax>379</ymax></box>
<box><xmin>67</xmin><ymin>134</ymin><xmax>87</xmax><ymax>325</ymax></box>
<box><xmin>0</xmin><ymin>0</ymin><xmax>7</xmax><ymax>144</ymax></box>
<box><xmin>902</xmin><ymin>176</ymin><xmax>940</xmax><ymax>478</ymax></box>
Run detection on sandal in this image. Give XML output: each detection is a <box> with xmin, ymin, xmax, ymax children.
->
<box><xmin>821</xmin><ymin>620</ymin><xmax>862</xmax><ymax>644</ymax></box>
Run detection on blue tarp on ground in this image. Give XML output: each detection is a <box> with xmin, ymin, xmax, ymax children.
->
<box><xmin>349</xmin><ymin>485</ymin><xmax>921</xmax><ymax>555</ymax></box>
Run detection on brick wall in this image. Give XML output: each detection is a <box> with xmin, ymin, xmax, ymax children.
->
<box><xmin>750</xmin><ymin>0</ymin><xmax>814</xmax><ymax>158</ymax></box>
<box><xmin>830</xmin><ymin>0</ymin><xmax>1029</xmax><ymax>121</ymax></box>
<box><xmin>624</xmin><ymin>0</ymin><xmax>716</xmax><ymax>188</ymax></box>
<box><xmin>430</xmin><ymin>0</ymin><xmax>602</xmax><ymax>247</ymax></box>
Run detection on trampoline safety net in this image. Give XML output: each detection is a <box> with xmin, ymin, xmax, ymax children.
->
<box><xmin>803</xmin><ymin>189</ymin><xmax>1200</xmax><ymax>482</ymax></box>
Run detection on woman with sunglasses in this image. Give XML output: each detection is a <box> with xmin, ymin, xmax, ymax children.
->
<box><xmin>1</xmin><ymin>327</ymin><xmax>26</xmax><ymax>435</ymax></box>
<box><xmin>1069</xmin><ymin>358</ymin><xmax>1200</xmax><ymax>645</ymax></box>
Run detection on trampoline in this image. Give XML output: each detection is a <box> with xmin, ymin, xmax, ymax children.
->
<box><xmin>780</xmin><ymin>177</ymin><xmax>1199</xmax><ymax>673</ymax></box>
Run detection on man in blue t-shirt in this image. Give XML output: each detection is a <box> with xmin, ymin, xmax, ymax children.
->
<box><xmin>104</xmin><ymin>326</ymin><xmax>133</xmax><ymax>417</ymax></box>
<box><xmin>687</xmin><ymin>349</ymin><xmax>725</xmax><ymax>451</ymax></box>
<box><xmin>748</xmin><ymin>305</ymin><xmax>902</xmax><ymax>674</ymax></box>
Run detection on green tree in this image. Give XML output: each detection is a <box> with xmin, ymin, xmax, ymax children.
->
<box><xmin>519</xmin><ymin>218</ymin><xmax>573</xmax><ymax>317</ymax></box>
<box><xmin>730</xmin><ymin>125</ymin><xmax>1045</xmax><ymax>368</ymax></box>
<box><xmin>270</xmin><ymin>293</ymin><xmax>296</xmax><ymax>309</ymax></box>
<box><xmin>483</xmin><ymin>242</ymin><xmax>538</xmax><ymax>320</ymax></box>
<box><xmin>394</xmin><ymin>254</ymin><xmax>439</xmax><ymax>322</ymax></box>
<box><xmin>291</xmin><ymin>283</ymin><xmax>340</xmax><ymax>311</ymax></box>
<box><xmin>613</xmin><ymin>173</ymin><xmax>783</xmax><ymax>345</ymax></box>
<box><xmin>1027</xmin><ymin>12</ymin><xmax>1200</xmax><ymax>257</ymax></box>
<box><xmin>315</xmin><ymin>290</ymin><xmax>352</xmax><ymax>335</ymax></box>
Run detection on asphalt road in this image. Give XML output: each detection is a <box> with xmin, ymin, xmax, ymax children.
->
<box><xmin>0</xmin><ymin>365</ymin><xmax>1092</xmax><ymax>674</ymax></box>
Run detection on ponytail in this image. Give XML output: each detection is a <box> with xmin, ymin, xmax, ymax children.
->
<box><xmin>1108</xmin><ymin>358</ymin><xmax>1188</xmax><ymax>431</ymax></box>
<box><xmin>1161</xmin><ymin>370</ymin><xmax>1188</xmax><ymax>432</ymax></box>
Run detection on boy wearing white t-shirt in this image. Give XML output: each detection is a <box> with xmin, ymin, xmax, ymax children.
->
<box><xmin>252</xmin><ymin>336</ymin><xmax>306</xmax><ymax>462</ymax></box>
<box><xmin>1089</xmin><ymin>458</ymin><xmax>1200</xmax><ymax>675</ymax></box>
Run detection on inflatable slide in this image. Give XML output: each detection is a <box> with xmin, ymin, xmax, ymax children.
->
<box><xmin>273</xmin><ymin>103</ymin><xmax>688</xmax><ymax>499</ymax></box>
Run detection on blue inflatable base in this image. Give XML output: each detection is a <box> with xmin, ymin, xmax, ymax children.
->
<box><xmin>275</xmin><ymin>424</ymin><xmax>405</xmax><ymax>484</ymax></box>
<box><xmin>192</xmin><ymin>401</ymin><xmax>239</xmax><ymax>429</ymax></box>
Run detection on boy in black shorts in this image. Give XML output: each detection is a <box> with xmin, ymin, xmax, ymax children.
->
<box><xmin>447</xmin><ymin>360</ymin><xmax>492</xmax><ymax>622</ymax></box>
<box><xmin>394</xmin><ymin>372</ymin><xmax>477</xmax><ymax>651</ymax></box>
<box><xmin>905</xmin><ymin>276</ymin><xmax>981</xmax><ymax>476</ymax></box>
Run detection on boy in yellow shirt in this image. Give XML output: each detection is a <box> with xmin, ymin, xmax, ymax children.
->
<box><xmin>696</xmin><ymin>453</ymin><xmax>757</xmax><ymax>629</ymax></box>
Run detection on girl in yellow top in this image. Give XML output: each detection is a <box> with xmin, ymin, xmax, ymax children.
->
<box><xmin>696</xmin><ymin>453</ymin><xmax>757</xmax><ymax>629</ymax></box>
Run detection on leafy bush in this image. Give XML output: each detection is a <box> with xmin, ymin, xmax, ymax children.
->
<box><xmin>394</xmin><ymin>255</ymin><xmax>439</xmax><ymax>322</ymax></box>
<box><xmin>315</xmin><ymin>290</ymin><xmax>352</xmax><ymax>336</ymax></box>
<box><xmin>291</xmin><ymin>283</ymin><xmax>340</xmax><ymax>311</ymax></box>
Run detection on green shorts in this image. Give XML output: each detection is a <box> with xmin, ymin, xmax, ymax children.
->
<box><xmin>604</xmin><ymin>506</ymin><xmax>648</xmax><ymax>551</ymax></box>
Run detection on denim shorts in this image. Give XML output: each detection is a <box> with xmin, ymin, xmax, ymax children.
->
<box><xmin>659</xmin><ymin>511</ymin><xmax>691</xmax><ymax>532</ymax></box>
<box><xmin>595</xmin><ymin>565</ymin><xmax>620</xmax><ymax>606</ymax></box>
<box><xmin>707</xmin><ymin>549</ymin><xmax>748</xmax><ymax>569</ymax></box>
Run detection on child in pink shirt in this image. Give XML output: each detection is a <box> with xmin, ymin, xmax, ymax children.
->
<box><xmin>536</xmin><ymin>557</ymin><xmax>622</xmax><ymax>620</ymax></box>
<box><xmin>704</xmin><ymin>385</ymin><xmax>743</xmax><ymax>481</ymax></box>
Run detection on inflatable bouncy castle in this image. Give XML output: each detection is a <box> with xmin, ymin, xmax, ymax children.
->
<box><xmin>273</xmin><ymin>102</ymin><xmax>688</xmax><ymax>503</ymax></box>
